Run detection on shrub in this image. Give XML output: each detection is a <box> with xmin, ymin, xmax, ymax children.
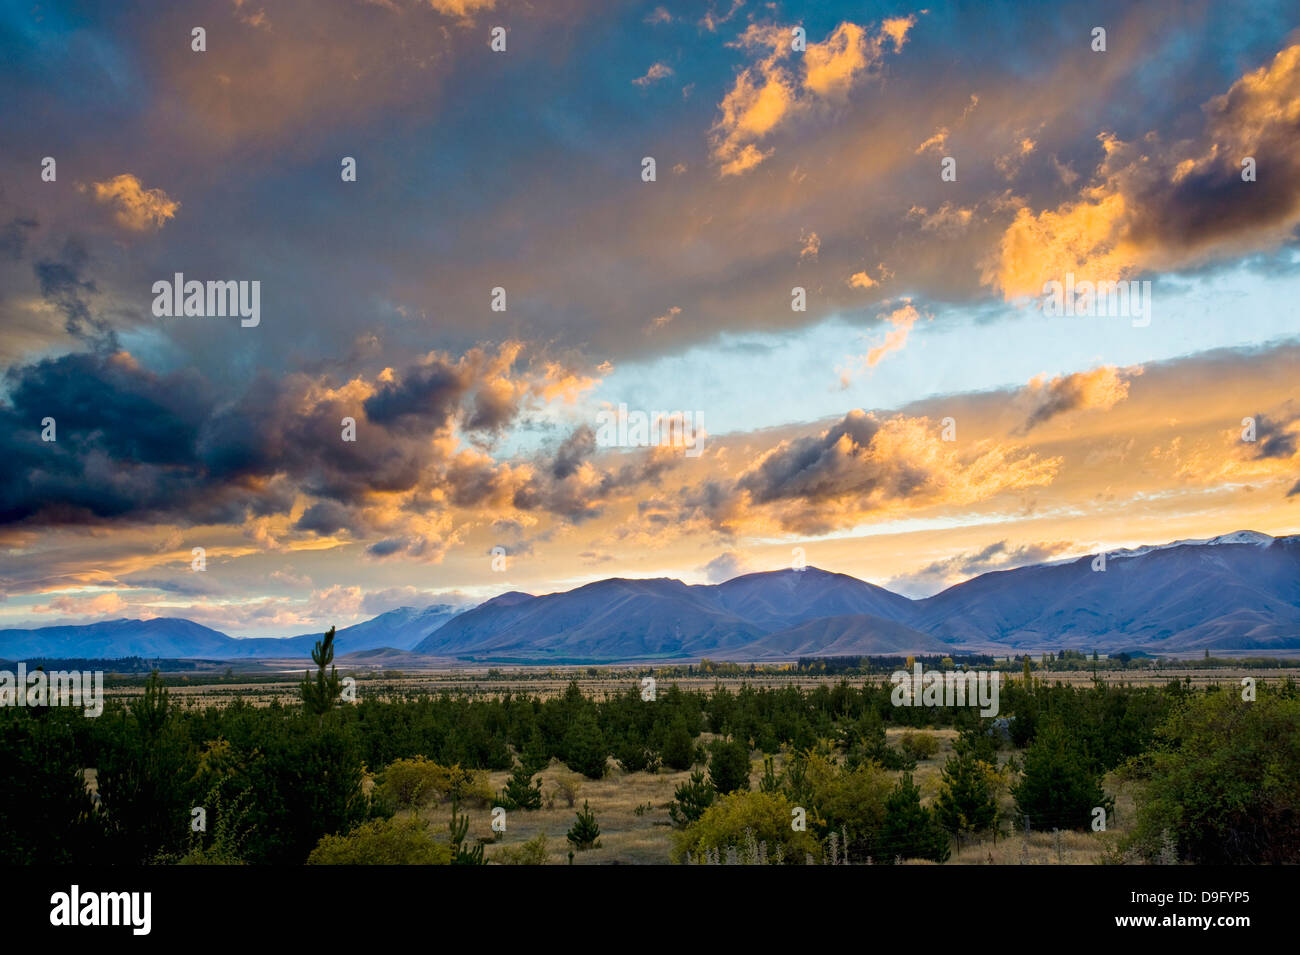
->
<box><xmin>1129</xmin><ymin>689</ymin><xmax>1300</xmax><ymax>864</ymax></box>
<box><xmin>494</xmin><ymin>832</ymin><xmax>550</xmax><ymax>865</ymax></box>
<box><xmin>550</xmin><ymin>772</ymin><xmax>583</xmax><ymax>809</ymax></box>
<box><xmin>673</xmin><ymin>791</ymin><xmax>819</xmax><ymax>864</ymax></box>
<box><xmin>898</xmin><ymin>731</ymin><xmax>940</xmax><ymax>761</ymax></box>
<box><xmin>377</xmin><ymin>757</ymin><xmax>494</xmax><ymax>812</ymax></box>
<box><xmin>307</xmin><ymin>816</ymin><xmax>451</xmax><ymax>865</ymax></box>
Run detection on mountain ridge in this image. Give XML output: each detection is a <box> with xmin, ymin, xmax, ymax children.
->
<box><xmin>3</xmin><ymin>531</ymin><xmax>1296</xmax><ymax>661</ymax></box>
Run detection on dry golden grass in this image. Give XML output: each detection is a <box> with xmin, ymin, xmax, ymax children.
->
<box><xmin>411</xmin><ymin>728</ymin><xmax>1135</xmax><ymax>866</ymax></box>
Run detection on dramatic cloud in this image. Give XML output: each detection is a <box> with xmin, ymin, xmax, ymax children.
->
<box><xmin>690</xmin><ymin>410</ymin><xmax>1060</xmax><ymax>535</ymax></box>
<box><xmin>988</xmin><ymin>43</ymin><xmax>1300</xmax><ymax>298</ymax></box>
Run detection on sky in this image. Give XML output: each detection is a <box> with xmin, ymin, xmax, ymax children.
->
<box><xmin>1</xmin><ymin>0</ymin><xmax>1298</xmax><ymax>636</ymax></box>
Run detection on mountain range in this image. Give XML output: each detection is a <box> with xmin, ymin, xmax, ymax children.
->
<box><xmin>2</xmin><ymin>532</ymin><xmax>1296</xmax><ymax>663</ymax></box>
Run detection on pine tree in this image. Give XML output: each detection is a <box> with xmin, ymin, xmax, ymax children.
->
<box><xmin>299</xmin><ymin>626</ymin><xmax>342</xmax><ymax>718</ymax></box>
<box><xmin>448</xmin><ymin>801</ymin><xmax>485</xmax><ymax>865</ymax></box>
<box><xmin>878</xmin><ymin>773</ymin><xmax>950</xmax><ymax>864</ymax></box>
<box><xmin>668</xmin><ymin>769</ymin><xmax>716</xmax><ymax>828</ymax></box>
<box><xmin>562</xmin><ymin>709</ymin><xmax>607</xmax><ymax>779</ymax></box>
<box><xmin>659</xmin><ymin>716</ymin><xmax>696</xmax><ymax>771</ymax></box>
<box><xmin>1012</xmin><ymin>720</ymin><xmax>1112</xmax><ymax>831</ymax></box>
<box><xmin>566</xmin><ymin>800</ymin><xmax>601</xmax><ymax>850</ymax></box>
<box><xmin>708</xmin><ymin>737</ymin><xmax>751</xmax><ymax>794</ymax></box>
<box><xmin>499</xmin><ymin>763</ymin><xmax>542</xmax><ymax>811</ymax></box>
<box><xmin>935</xmin><ymin>751</ymin><xmax>998</xmax><ymax>837</ymax></box>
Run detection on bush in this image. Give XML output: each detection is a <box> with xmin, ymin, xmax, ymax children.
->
<box><xmin>307</xmin><ymin>816</ymin><xmax>451</xmax><ymax>865</ymax></box>
<box><xmin>708</xmin><ymin>738</ymin><xmax>752</xmax><ymax>794</ymax></box>
<box><xmin>376</xmin><ymin>757</ymin><xmax>494</xmax><ymax>813</ymax></box>
<box><xmin>494</xmin><ymin>831</ymin><xmax>550</xmax><ymax>865</ymax></box>
<box><xmin>674</xmin><ymin>790</ymin><xmax>820</xmax><ymax>864</ymax></box>
<box><xmin>898</xmin><ymin>731</ymin><xmax>940</xmax><ymax>761</ymax></box>
<box><xmin>550</xmin><ymin>772</ymin><xmax>583</xmax><ymax>809</ymax></box>
<box><xmin>1129</xmin><ymin>689</ymin><xmax>1300</xmax><ymax>864</ymax></box>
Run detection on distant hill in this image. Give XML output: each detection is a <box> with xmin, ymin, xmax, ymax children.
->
<box><xmin>710</xmin><ymin>613</ymin><xmax>947</xmax><ymax>660</ymax></box>
<box><xmin>0</xmin><ymin>603</ymin><xmax>462</xmax><ymax>660</ymax></box>
<box><xmin>4</xmin><ymin>532</ymin><xmax>1298</xmax><ymax>662</ymax></box>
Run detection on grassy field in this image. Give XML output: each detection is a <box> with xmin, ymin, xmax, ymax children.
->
<box><xmin>100</xmin><ymin>665</ymin><xmax>1300</xmax><ymax>709</ymax></box>
<box><xmin>403</xmin><ymin>726</ymin><xmax>1135</xmax><ymax>865</ymax></box>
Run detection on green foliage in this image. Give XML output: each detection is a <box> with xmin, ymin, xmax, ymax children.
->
<box><xmin>878</xmin><ymin>773</ymin><xmax>950</xmax><ymax>864</ymax></box>
<box><xmin>243</xmin><ymin>720</ymin><xmax>374</xmax><ymax>864</ymax></box>
<box><xmin>1012</xmin><ymin>719</ymin><xmax>1112</xmax><ymax>831</ymax></box>
<box><xmin>499</xmin><ymin>763</ymin><xmax>543</xmax><ymax>811</ymax></box>
<box><xmin>563</xmin><ymin>709</ymin><xmax>608</xmax><ymax>779</ymax></box>
<box><xmin>567</xmin><ymin>800</ymin><xmax>602</xmax><ymax>850</ymax></box>
<box><xmin>299</xmin><ymin>626</ymin><xmax>343</xmax><ymax>717</ymax></box>
<box><xmin>613</xmin><ymin>734</ymin><xmax>660</xmax><ymax>773</ymax></box>
<box><xmin>708</xmin><ymin>737</ymin><xmax>752</xmax><ymax>794</ymax></box>
<box><xmin>935</xmin><ymin>751</ymin><xmax>998</xmax><ymax>836</ymax></box>
<box><xmin>1129</xmin><ymin>688</ymin><xmax>1300</xmax><ymax>864</ymax></box>
<box><xmin>898</xmin><ymin>730</ymin><xmax>940</xmax><ymax>761</ymax></box>
<box><xmin>0</xmin><ymin>710</ymin><xmax>100</xmax><ymax>863</ymax></box>
<box><xmin>448</xmin><ymin>802</ymin><xmax>486</xmax><ymax>865</ymax></box>
<box><xmin>759</xmin><ymin>755</ymin><xmax>780</xmax><ymax>793</ymax></box>
<box><xmin>494</xmin><ymin>831</ymin><xmax>550</xmax><ymax>865</ymax></box>
<box><xmin>95</xmin><ymin>670</ymin><xmax>193</xmax><ymax>864</ymax></box>
<box><xmin>669</xmin><ymin>769</ymin><xmax>716</xmax><ymax>828</ymax></box>
<box><xmin>673</xmin><ymin>790</ymin><xmax>818</xmax><ymax>864</ymax></box>
<box><xmin>173</xmin><ymin>786</ymin><xmax>250</xmax><ymax>865</ymax></box>
<box><xmin>307</xmin><ymin>816</ymin><xmax>451</xmax><ymax>865</ymax></box>
<box><xmin>376</xmin><ymin>757</ymin><xmax>493</xmax><ymax>813</ymax></box>
<box><xmin>658</xmin><ymin>715</ymin><xmax>697</xmax><ymax>771</ymax></box>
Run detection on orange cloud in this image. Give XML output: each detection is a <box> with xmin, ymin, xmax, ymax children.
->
<box><xmin>710</xmin><ymin>18</ymin><xmax>914</xmax><ymax>176</ymax></box>
<box><xmin>1017</xmin><ymin>365</ymin><xmax>1141</xmax><ymax>431</ymax></box>
<box><xmin>987</xmin><ymin>43</ymin><xmax>1300</xmax><ymax>299</ymax></box>
<box><xmin>88</xmin><ymin>174</ymin><xmax>180</xmax><ymax>231</ymax></box>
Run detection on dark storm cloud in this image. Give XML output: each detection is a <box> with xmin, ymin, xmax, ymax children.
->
<box><xmin>1250</xmin><ymin>411</ymin><xmax>1299</xmax><ymax>460</ymax></box>
<box><xmin>736</xmin><ymin>410</ymin><xmax>891</xmax><ymax>504</ymax></box>
<box><xmin>363</xmin><ymin>359</ymin><xmax>470</xmax><ymax>433</ymax></box>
